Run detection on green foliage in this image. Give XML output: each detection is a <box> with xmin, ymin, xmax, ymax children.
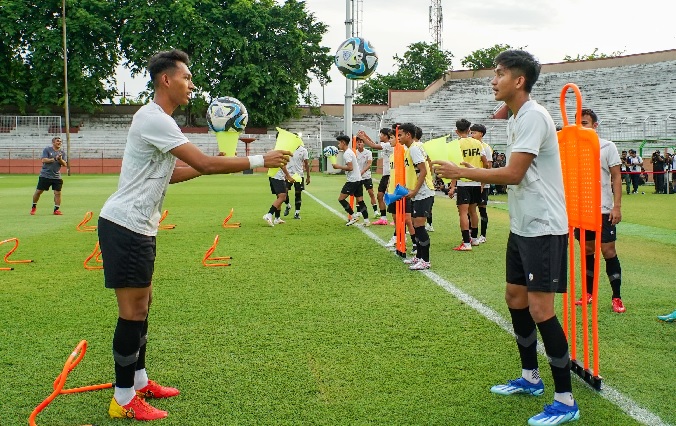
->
<box><xmin>563</xmin><ymin>48</ymin><xmax>626</xmax><ymax>62</ymax></box>
<box><xmin>461</xmin><ymin>44</ymin><xmax>517</xmax><ymax>70</ymax></box>
<box><xmin>117</xmin><ymin>0</ymin><xmax>332</xmax><ymax>127</ymax></box>
<box><xmin>355</xmin><ymin>42</ymin><xmax>453</xmax><ymax>105</ymax></box>
<box><xmin>0</xmin><ymin>0</ymin><xmax>120</xmax><ymax>113</ymax></box>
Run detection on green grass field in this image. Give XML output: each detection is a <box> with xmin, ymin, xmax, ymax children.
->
<box><xmin>1</xmin><ymin>173</ymin><xmax>674</xmax><ymax>426</ymax></box>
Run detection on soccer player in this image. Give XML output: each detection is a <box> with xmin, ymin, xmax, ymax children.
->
<box><xmin>31</xmin><ymin>136</ymin><xmax>67</xmax><ymax>215</ymax></box>
<box><xmin>433</xmin><ymin>50</ymin><xmax>579</xmax><ymax>426</ymax></box>
<box><xmin>355</xmin><ymin>135</ymin><xmax>374</xmax><ymax>226</ymax></box>
<box><xmin>449</xmin><ymin>119</ymin><xmax>487</xmax><ymax>251</ymax></box>
<box><xmin>357</xmin><ymin>128</ymin><xmax>394</xmax><ymax>225</ymax></box>
<box><xmin>98</xmin><ymin>49</ymin><xmax>289</xmax><ymax>421</ymax></box>
<box><xmin>263</xmin><ymin>164</ymin><xmax>292</xmax><ymax>226</ymax></box>
<box><xmin>333</xmin><ymin>135</ymin><xmax>364</xmax><ymax>226</ymax></box>
<box><xmin>470</xmin><ymin>123</ymin><xmax>493</xmax><ymax>243</ymax></box>
<box><xmin>574</xmin><ymin>108</ymin><xmax>626</xmax><ymax>313</ymax></box>
<box><xmin>398</xmin><ymin>123</ymin><xmax>435</xmax><ymax>270</ymax></box>
<box><xmin>284</xmin><ymin>143</ymin><xmax>311</xmax><ymax>219</ymax></box>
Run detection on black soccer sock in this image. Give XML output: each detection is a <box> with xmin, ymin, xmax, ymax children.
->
<box><xmin>380</xmin><ymin>209</ymin><xmax>386</xmax><ymax>218</ymax></box>
<box><xmin>414</xmin><ymin>226</ymin><xmax>430</xmax><ymax>261</ymax></box>
<box><xmin>274</xmin><ymin>207</ymin><xmax>281</xmax><ymax>219</ymax></box>
<box><xmin>136</xmin><ymin>316</ymin><xmax>149</xmax><ymax>372</ymax></box>
<box><xmin>339</xmin><ymin>199</ymin><xmax>354</xmax><ymax>215</ymax></box>
<box><xmin>509</xmin><ymin>307</ymin><xmax>538</xmax><ymax>371</ymax></box>
<box><xmin>479</xmin><ymin>206</ymin><xmax>488</xmax><ymax>236</ymax></box>
<box><xmin>584</xmin><ymin>253</ymin><xmax>595</xmax><ymax>295</ymax></box>
<box><xmin>113</xmin><ymin>317</ymin><xmax>144</xmax><ymax>388</ymax></box>
<box><xmin>470</xmin><ymin>227</ymin><xmax>478</xmax><ymax>239</ymax></box>
<box><xmin>427</xmin><ymin>212</ymin><xmax>433</xmax><ymax>225</ymax></box>
<box><xmin>605</xmin><ymin>255</ymin><xmax>622</xmax><ymax>299</ymax></box>
<box><xmin>268</xmin><ymin>205</ymin><xmax>276</xmax><ymax>215</ymax></box>
<box><xmin>32</xmin><ymin>203</ymin><xmax>37</xmax><ymax>208</ymax></box>
<box><xmin>357</xmin><ymin>201</ymin><xmax>368</xmax><ymax>219</ymax></box>
<box><xmin>461</xmin><ymin>229</ymin><xmax>471</xmax><ymax>244</ymax></box>
<box><xmin>295</xmin><ymin>192</ymin><xmax>302</xmax><ymax>211</ymax></box>
<box><xmin>372</xmin><ymin>204</ymin><xmax>378</xmax><ymax>213</ymax></box>
<box><xmin>54</xmin><ymin>205</ymin><xmax>60</xmax><ymax>211</ymax></box>
<box><xmin>537</xmin><ymin>316</ymin><xmax>572</xmax><ymax>394</ymax></box>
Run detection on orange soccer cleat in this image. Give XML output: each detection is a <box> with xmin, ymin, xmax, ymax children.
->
<box><xmin>109</xmin><ymin>395</ymin><xmax>167</xmax><ymax>421</ymax></box>
<box><xmin>612</xmin><ymin>298</ymin><xmax>626</xmax><ymax>313</ymax></box>
<box><xmin>136</xmin><ymin>380</ymin><xmax>180</xmax><ymax>399</ymax></box>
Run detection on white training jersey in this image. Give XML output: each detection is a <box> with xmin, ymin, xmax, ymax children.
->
<box><xmin>627</xmin><ymin>155</ymin><xmax>641</xmax><ymax>172</ymax></box>
<box><xmin>381</xmin><ymin>142</ymin><xmax>394</xmax><ymax>175</ymax></box>
<box><xmin>288</xmin><ymin>145</ymin><xmax>309</xmax><ymax>177</ymax></box>
<box><xmin>356</xmin><ymin>148</ymin><xmax>373</xmax><ymax>179</ymax></box>
<box><xmin>408</xmin><ymin>143</ymin><xmax>435</xmax><ymax>201</ymax></box>
<box><xmin>100</xmin><ymin>102</ymin><xmax>189</xmax><ymax>236</ymax></box>
<box><xmin>482</xmin><ymin>142</ymin><xmax>493</xmax><ymax>189</ymax></box>
<box><xmin>505</xmin><ymin>99</ymin><xmax>568</xmax><ymax>237</ymax></box>
<box><xmin>599</xmin><ymin>139</ymin><xmax>622</xmax><ymax>214</ymax></box>
<box><xmin>342</xmin><ymin>149</ymin><xmax>361</xmax><ymax>182</ymax></box>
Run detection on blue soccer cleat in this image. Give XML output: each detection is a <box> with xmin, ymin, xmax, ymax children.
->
<box><xmin>657</xmin><ymin>310</ymin><xmax>676</xmax><ymax>322</ymax></box>
<box><xmin>490</xmin><ymin>377</ymin><xmax>545</xmax><ymax>396</ymax></box>
<box><xmin>528</xmin><ymin>401</ymin><xmax>580</xmax><ymax>425</ymax></box>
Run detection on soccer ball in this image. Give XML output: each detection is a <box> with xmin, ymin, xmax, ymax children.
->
<box><xmin>323</xmin><ymin>146</ymin><xmax>339</xmax><ymax>157</ymax></box>
<box><xmin>334</xmin><ymin>37</ymin><xmax>378</xmax><ymax>80</ymax></box>
<box><xmin>206</xmin><ymin>96</ymin><xmax>248</xmax><ymax>132</ymax></box>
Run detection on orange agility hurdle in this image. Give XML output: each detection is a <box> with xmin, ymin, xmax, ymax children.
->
<box><xmin>558</xmin><ymin>82</ymin><xmax>602</xmax><ymax>390</ymax></box>
<box><xmin>76</xmin><ymin>211</ymin><xmax>97</xmax><ymax>232</ymax></box>
<box><xmin>1</xmin><ymin>238</ymin><xmax>34</xmax><ymax>271</ymax></box>
<box><xmin>202</xmin><ymin>235</ymin><xmax>232</xmax><ymax>267</ymax></box>
<box><xmin>222</xmin><ymin>208</ymin><xmax>241</xmax><ymax>228</ymax></box>
<box><xmin>28</xmin><ymin>339</ymin><xmax>112</xmax><ymax>426</ymax></box>
<box><xmin>84</xmin><ymin>241</ymin><xmax>103</xmax><ymax>270</ymax></box>
<box><xmin>158</xmin><ymin>209</ymin><xmax>176</xmax><ymax>230</ymax></box>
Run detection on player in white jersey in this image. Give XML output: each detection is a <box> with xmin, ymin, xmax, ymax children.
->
<box><xmin>470</xmin><ymin>123</ymin><xmax>492</xmax><ymax>244</ymax></box>
<box><xmin>356</xmin><ymin>136</ymin><xmax>378</xmax><ymax>218</ymax></box>
<box><xmin>98</xmin><ymin>49</ymin><xmax>289</xmax><ymax>421</ymax></box>
<box><xmin>332</xmin><ymin>135</ymin><xmax>364</xmax><ymax>226</ymax></box>
<box><xmin>357</xmin><ymin>128</ymin><xmax>394</xmax><ymax>224</ymax></box>
<box><xmin>433</xmin><ymin>50</ymin><xmax>579</xmax><ymax>426</ymax></box>
<box><xmin>283</xmin><ymin>143</ymin><xmax>311</xmax><ymax>219</ymax></box>
<box><xmin>574</xmin><ymin>108</ymin><xmax>625</xmax><ymax>313</ymax></box>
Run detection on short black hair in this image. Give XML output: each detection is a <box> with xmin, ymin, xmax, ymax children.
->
<box><xmin>379</xmin><ymin>128</ymin><xmax>392</xmax><ymax>137</ymax></box>
<box><xmin>494</xmin><ymin>49</ymin><xmax>541</xmax><ymax>93</ymax></box>
<box><xmin>469</xmin><ymin>123</ymin><xmax>486</xmax><ymax>136</ymax></box>
<box><xmin>456</xmin><ymin>118</ymin><xmax>471</xmax><ymax>132</ymax></box>
<box><xmin>336</xmin><ymin>135</ymin><xmax>351</xmax><ymax>144</ymax></box>
<box><xmin>414</xmin><ymin>126</ymin><xmax>423</xmax><ymax>140</ymax></box>
<box><xmin>399</xmin><ymin>122</ymin><xmax>416</xmax><ymax>136</ymax></box>
<box><xmin>580</xmin><ymin>108</ymin><xmax>598</xmax><ymax>124</ymax></box>
<box><xmin>148</xmin><ymin>49</ymin><xmax>190</xmax><ymax>87</ymax></box>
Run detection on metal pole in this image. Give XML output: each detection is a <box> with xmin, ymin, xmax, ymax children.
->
<box><xmin>344</xmin><ymin>0</ymin><xmax>353</xmax><ymax>139</ymax></box>
<box><xmin>61</xmin><ymin>0</ymin><xmax>71</xmax><ymax>176</ymax></box>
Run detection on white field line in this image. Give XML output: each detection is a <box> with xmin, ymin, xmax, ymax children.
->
<box><xmin>305</xmin><ymin>190</ymin><xmax>671</xmax><ymax>426</ymax></box>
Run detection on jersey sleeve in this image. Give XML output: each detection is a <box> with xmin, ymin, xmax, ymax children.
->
<box><xmin>409</xmin><ymin>145</ymin><xmax>426</xmax><ymax>166</ymax></box>
<box><xmin>606</xmin><ymin>142</ymin><xmax>621</xmax><ymax>168</ymax></box>
<box><xmin>141</xmin><ymin>113</ymin><xmax>189</xmax><ymax>153</ymax></box>
<box><xmin>41</xmin><ymin>147</ymin><xmax>50</xmax><ymax>159</ymax></box>
<box><xmin>511</xmin><ymin>111</ymin><xmax>549</xmax><ymax>156</ymax></box>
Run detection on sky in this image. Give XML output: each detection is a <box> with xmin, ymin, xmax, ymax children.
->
<box><xmin>115</xmin><ymin>0</ymin><xmax>676</xmax><ymax>105</ymax></box>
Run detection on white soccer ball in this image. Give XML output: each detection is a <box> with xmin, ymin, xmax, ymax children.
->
<box><xmin>206</xmin><ymin>96</ymin><xmax>248</xmax><ymax>132</ymax></box>
<box><xmin>323</xmin><ymin>146</ymin><xmax>339</xmax><ymax>157</ymax></box>
<box><xmin>334</xmin><ymin>37</ymin><xmax>378</xmax><ymax>80</ymax></box>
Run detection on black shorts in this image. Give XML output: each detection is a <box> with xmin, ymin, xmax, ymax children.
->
<box><xmin>412</xmin><ymin>196</ymin><xmax>434</xmax><ymax>218</ymax></box>
<box><xmin>341</xmin><ymin>181</ymin><xmax>363</xmax><ymax>197</ymax></box>
<box><xmin>377</xmin><ymin>175</ymin><xmax>390</xmax><ymax>194</ymax></box>
<box><xmin>506</xmin><ymin>232</ymin><xmax>568</xmax><ymax>293</ymax></box>
<box><xmin>573</xmin><ymin>214</ymin><xmax>617</xmax><ymax>244</ymax></box>
<box><xmin>37</xmin><ymin>176</ymin><xmax>63</xmax><ymax>191</ymax></box>
<box><xmin>98</xmin><ymin>218</ymin><xmax>156</xmax><ymax>289</ymax></box>
<box><xmin>269</xmin><ymin>177</ymin><xmax>288</xmax><ymax>195</ymax></box>
<box><xmin>387</xmin><ymin>197</ymin><xmax>411</xmax><ymax>214</ymax></box>
<box><xmin>286</xmin><ymin>177</ymin><xmax>305</xmax><ymax>192</ymax></box>
<box><xmin>456</xmin><ymin>186</ymin><xmax>482</xmax><ymax>205</ymax></box>
<box><xmin>479</xmin><ymin>187</ymin><xmax>489</xmax><ymax>206</ymax></box>
<box><xmin>361</xmin><ymin>178</ymin><xmax>374</xmax><ymax>191</ymax></box>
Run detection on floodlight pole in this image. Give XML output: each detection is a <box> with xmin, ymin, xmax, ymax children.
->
<box><xmin>61</xmin><ymin>0</ymin><xmax>72</xmax><ymax>175</ymax></box>
<box><xmin>343</xmin><ymin>0</ymin><xmax>353</xmax><ymax>139</ymax></box>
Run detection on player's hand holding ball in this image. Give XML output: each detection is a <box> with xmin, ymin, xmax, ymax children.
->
<box><xmin>263</xmin><ymin>150</ymin><xmax>292</xmax><ymax>168</ymax></box>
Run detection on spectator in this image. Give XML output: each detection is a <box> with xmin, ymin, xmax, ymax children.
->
<box><xmin>31</xmin><ymin>136</ymin><xmax>67</xmax><ymax>215</ymax></box>
<box><xmin>651</xmin><ymin>150</ymin><xmax>666</xmax><ymax>193</ymax></box>
<box><xmin>626</xmin><ymin>149</ymin><xmax>643</xmax><ymax>194</ymax></box>
<box><xmin>620</xmin><ymin>151</ymin><xmax>631</xmax><ymax>194</ymax></box>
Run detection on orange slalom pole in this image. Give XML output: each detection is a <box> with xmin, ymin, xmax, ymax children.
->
<box><xmin>76</xmin><ymin>211</ymin><xmax>97</xmax><ymax>232</ymax></box>
<box><xmin>158</xmin><ymin>210</ymin><xmax>176</xmax><ymax>230</ymax></box>
<box><xmin>393</xmin><ymin>126</ymin><xmax>406</xmax><ymax>256</ymax></box>
<box><xmin>29</xmin><ymin>340</ymin><xmax>112</xmax><ymax>426</ymax></box>
<box><xmin>222</xmin><ymin>208</ymin><xmax>241</xmax><ymax>228</ymax></box>
<box><xmin>349</xmin><ymin>136</ymin><xmax>357</xmax><ymax>218</ymax></box>
<box><xmin>580</xmin><ymin>237</ymin><xmax>590</xmax><ymax>371</ymax></box>
<box><xmin>592</xmin><ymin>232</ymin><xmax>602</xmax><ymax>376</ymax></box>
<box><xmin>203</xmin><ymin>235</ymin><xmax>232</xmax><ymax>267</ymax></box>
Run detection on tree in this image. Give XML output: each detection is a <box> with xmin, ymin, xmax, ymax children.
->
<box><xmin>355</xmin><ymin>42</ymin><xmax>453</xmax><ymax>105</ymax></box>
<box><xmin>0</xmin><ymin>0</ymin><xmax>121</xmax><ymax>113</ymax></box>
<box><xmin>117</xmin><ymin>0</ymin><xmax>332</xmax><ymax>127</ymax></box>
<box><xmin>461</xmin><ymin>44</ymin><xmax>517</xmax><ymax>70</ymax></box>
<box><xmin>563</xmin><ymin>48</ymin><xmax>625</xmax><ymax>62</ymax></box>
